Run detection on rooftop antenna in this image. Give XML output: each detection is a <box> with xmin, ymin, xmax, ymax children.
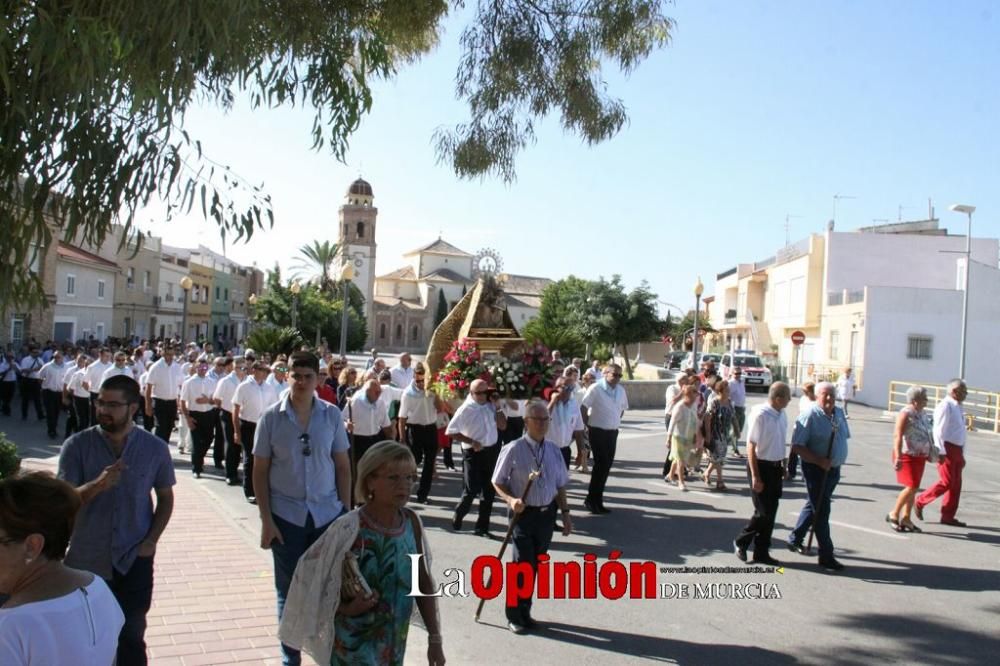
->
<box><xmin>784</xmin><ymin>214</ymin><xmax>802</xmax><ymax>246</ymax></box>
<box><xmin>897</xmin><ymin>204</ymin><xmax>910</xmax><ymax>222</ymax></box>
<box><xmin>833</xmin><ymin>193</ymin><xmax>857</xmax><ymax>226</ymax></box>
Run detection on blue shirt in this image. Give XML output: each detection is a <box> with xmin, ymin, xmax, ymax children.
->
<box><xmin>492</xmin><ymin>435</ymin><xmax>570</xmax><ymax>508</ymax></box>
<box><xmin>253</xmin><ymin>395</ymin><xmax>351</xmax><ymax>527</ymax></box>
<box><xmin>792</xmin><ymin>405</ymin><xmax>850</xmax><ymax>467</ymax></box>
<box><xmin>58</xmin><ymin>426</ymin><xmax>176</xmax><ymax>579</ymax></box>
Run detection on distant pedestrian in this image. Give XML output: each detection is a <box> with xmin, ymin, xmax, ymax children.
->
<box><xmin>233</xmin><ymin>361</ymin><xmax>277</xmax><ymax>503</ymax></box>
<box><xmin>665</xmin><ymin>385</ymin><xmax>701</xmax><ymax>490</ymax></box>
<box><xmin>17</xmin><ymin>346</ymin><xmax>44</xmax><ymax>422</ymax></box>
<box><xmin>703</xmin><ymin>379</ymin><xmax>734</xmax><ymax>491</ymax></box>
<box><xmin>835</xmin><ymin>368</ymin><xmax>856</xmax><ymax>418</ymax></box>
<box><xmin>38</xmin><ymin>350</ymin><xmax>67</xmax><ymax>438</ymax></box>
<box><xmin>580</xmin><ymin>363</ymin><xmax>628</xmax><ymax>514</ymax></box>
<box><xmin>398</xmin><ymin>363</ymin><xmax>448</xmax><ymax>504</ymax></box>
<box><xmin>448</xmin><ymin>379</ymin><xmax>506</xmax><ymax>536</ymax></box>
<box><xmin>888</xmin><ymin>385</ymin><xmax>934</xmax><ymax>532</ymax></box>
<box><xmin>728</xmin><ymin>367</ymin><xmax>747</xmax><ymax>456</ymax></box>
<box><xmin>0</xmin><ymin>350</ymin><xmax>17</xmax><ymax>416</ymax></box>
<box><xmin>144</xmin><ymin>346</ymin><xmax>184</xmax><ymax>445</ymax></box>
<box><xmin>789</xmin><ymin>381</ymin><xmax>817</xmax><ymax>480</ymax></box>
<box><xmin>179</xmin><ymin>358</ymin><xmax>218</xmax><ymax>478</ymax></box>
<box><xmin>915</xmin><ymin>379</ymin><xmax>969</xmax><ymax>527</ymax></box>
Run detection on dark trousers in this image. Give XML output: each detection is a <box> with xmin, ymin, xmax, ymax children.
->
<box><xmin>153</xmin><ymin>398</ymin><xmax>177</xmax><ymax>444</ymax></box>
<box><xmin>271</xmin><ymin>512</ymin><xmax>334</xmax><ymax>666</ymax></box>
<box><xmin>72</xmin><ymin>395</ymin><xmax>91</xmax><ymax>432</ymax></box>
<box><xmin>42</xmin><ymin>388</ymin><xmax>62</xmax><ymax>436</ymax></box>
<box><xmin>240</xmin><ymin>420</ymin><xmax>257</xmax><ymax>498</ymax></box>
<box><xmin>442</xmin><ymin>439</ymin><xmax>454</xmax><ymax>468</ymax></box>
<box><xmin>221</xmin><ymin>410</ymin><xmax>240</xmax><ymax>482</ymax></box>
<box><xmin>735</xmin><ymin>461</ymin><xmax>783</xmax><ymax>556</ymax></box>
<box><xmin>507</xmin><ymin>503</ymin><xmax>556</xmax><ymax>624</ymax></box>
<box><xmin>501</xmin><ymin>416</ymin><xmax>525</xmax><ymax>444</ymax></box>
<box><xmin>559</xmin><ymin>446</ymin><xmax>572</xmax><ymax>469</ymax></box>
<box><xmin>353</xmin><ymin>434</ymin><xmax>383</xmax><ymax>464</ymax></box>
<box><xmin>408</xmin><ymin>423</ymin><xmax>438</xmax><ymax>501</ymax></box>
<box><xmin>212</xmin><ymin>410</ymin><xmax>225</xmax><ymax>467</ymax></box>
<box><xmin>733</xmin><ymin>406</ymin><xmax>746</xmax><ymax>453</ymax></box>
<box><xmin>789</xmin><ymin>462</ymin><xmax>841</xmax><ymax>560</ymax></box>
<box><xmin>189</xmin><ymin>410</ymin><xmax>216</xmax><ymax>474</ymax></box>
<box><xmin>787</xmin><ymin>451</ymin><xmax>800</xmax><ymax>478</ymax></box>
<box><xmin>0</xmin><ymin>380</ymin><xmax>15</xmax><ymax>415</ymax></box>
<box><xmin>454</xmin><ymin>445</ymin><xmax>500</xmax><ymax>532</ymax></box>
<box><xmin>89</xmin><ymin>392</ymin><xmax>99</xmax><ymax>426</ymax></box>
<box><xmin>20</xmin><ymin>378</ymin><xmax>43</xmax><ymax>420</ymax></box>
<box><xmin>586</xmin><ymin>426</ymin><xmax>618</xmax><ymax>507</ymax></box>
<box><xmin>108</xmin><ymin>555</ymin><xmax>155</xmax><ymax>666</ymax></box>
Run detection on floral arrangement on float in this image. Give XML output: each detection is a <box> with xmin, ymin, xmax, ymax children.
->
<box><xmin>432</xmin><ymin>339</ymin><xmax>556</xmax><ymax>400</ymax></box>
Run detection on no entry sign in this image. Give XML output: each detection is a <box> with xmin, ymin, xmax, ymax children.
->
<box><xmin>791</xmin><ymin>330</ymin><xmax>806</xmax><ymax>346</ymax></box>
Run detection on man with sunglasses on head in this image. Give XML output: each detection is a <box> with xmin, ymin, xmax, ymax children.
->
<box><xmin>346</xmin><ymin>378</ymin><xmax>394</xmax><ymax>463</ymax></box>
<box><xmin>252</xmin><ymin>351</ymin><xmax>351</xmax><ymax>666</ymax></box>
<box><xmin>580</xmin><ymin>363</ymin><xmax>629</xmax><ymax>514</ymax></box>
<box><xmin>398</xmin><ymin>362</ymin><xmax>449</xmax><ymax>504</ymax></box>
<box><xmin>58</xmin><ymin>374</ymin><xmax>176</xmax><ymax>665</ymax></box>
<box><xmin>233</xmin><ymin>361</ymin><xmax>278</xmax><ymax>503</ymax></box>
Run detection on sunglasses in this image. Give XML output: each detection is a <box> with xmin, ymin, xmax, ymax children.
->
<box><xmin>299</xmin><ymin>433</ymin><xmax>311</xmax><ymax>457</ymax></box>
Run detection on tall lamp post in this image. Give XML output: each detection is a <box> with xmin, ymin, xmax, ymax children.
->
<box><xmin>290</xmin><ymin>280</ymin><xmax>301</xmax><ymax>330</ymax></box>
<box><xmin>692</xmin><ymin>277</ymin><xmax>704</xmax><ymax>370</ymax></box>
<box><xmin>248</xmin><ymin>293</ymin><xmax>257</xmax><ymax>339</ymax></box>
<box><xmin>338</xmin><ymin>262</ymin><xmax>356</xmax><ymax>357</ymax></box>
<box><xmin>179</xmin><ymin>275</ymin><xmax>193</xmax><ymax>345</ymax></box>
<box><xmin>949</xmin><ymin>203</ymin><xmax>976</xmax><ymax>378</ymax></box>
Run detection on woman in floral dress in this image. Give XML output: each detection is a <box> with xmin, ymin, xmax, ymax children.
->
<box><xmin>666</xmin><ymin>385</ymin><xmax>702</xmax><ymax>491</ymax></box>
<box><xmin>703</xmin><ymin>379</ymin><xmax>735</xmax><ymax>490</ymax></box>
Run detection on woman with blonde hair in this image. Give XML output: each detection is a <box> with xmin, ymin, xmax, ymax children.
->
<box><xmin>889</xmin><ymin>385</ymin><xmax>935</xmax><ymax>532</ymax></box>
<box><xmin>279</xmin><ymin>441</ymin><xmax>445</xmax><ymax>665</ymax></box>
<box><xmin>665</xmin><ymin>385</ymin><xmax>702</xmax><ymax>490</ymax></box>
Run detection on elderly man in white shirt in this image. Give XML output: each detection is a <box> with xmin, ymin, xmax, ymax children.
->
<box><xmin>213</xmin><ymin>357</ymin><xmax>247</xmax><ymax>486</ymax></box>
<box><xmin>81</xmin><ymin>347</ymin><xmax>112</xmax><ymax>423</ymax></box>
<box><xmin>580</xmin><ymin>363</ymin><xmax>629</xmax><ymax>514</ymax></box>
<box><xmin>180</xmin><ymin>358</ymin><xmax>218</xmax><ymax>478</ymax></box>
<box><xmin>916</xmin><ymin>379</ymin><xmax>969</xmax><ymax>527</ymax></box>
<box><xmin>733</xmin><ymin>382</ymin><xmax>791</xmax><ymax>565</ymax></box>
<box><xmin>447</xmin><ymin>378</ymin><xmax>507</xmax><ymax>537</ymax></box>
<box><xmin>63</xmin><ymin>354</ymin><xmax>90</xmax><ymax>434</ymax></box>
<box><xmin>233</xmin><ymin>362</ymin><xmax>278</xmax><ymax>502</ymax></box>
<box><xmin>548</xmin><ymin>375</ymin><xmax>585</xmax><ymax>469</ymax></box>
<box><xmin>144</xmin><ymin>347</ymin><xmax>184</xmax><ymax>445</ymax></box>
<box><xmin>346</xmin><ymin>379</ymin><xmax>394</xmax><ymax>466</ymax></box>
<box><xmin>38</xmin><ymin>350</ymin><xmax>68</xmax><ymax>439</ymax></box>
<box><xmin>389</xmin><ymin>352</ymin><xmax>414</xmax><ymax>390</ymax></box>
<box><xmin>101</xmin><ymin>351</ymin><xmax>133</xmax><ymax>386</ymax></box>
<box><xmin>728</xmin><ymin>367</ymin><xmax>747</xmax><ymax>457</ymax></box>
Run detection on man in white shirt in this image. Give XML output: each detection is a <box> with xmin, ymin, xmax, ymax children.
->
<box><xmin>265</xmin><ymin>361</ymin><xmax>288</xmax><ymax>399</ymax></box>
<box><xmin>447</xmin><ymin>378</ymin><xmax>507</xmax><ymax>537</ymax></box>
<box><xmin>377</xmin><ymin>369</ymin><xmax>404</xmax><ymax>441</ymax></box>
<box><xmin>101</xmin><ymin>351</ymin><xmax>132</xmax><ymax>386</ymax></box>
<box><xmin>38</xmin><ymin>350</ymin><xmax>68</xmax><ymax>438</ymax></box>
<box><xmin>233</xmin><ymin>362</ymin><xmax>278</xmax><ymax>502</ymax></box>
<box><xmin>580</xmin><ymin>363</ymin><xmax>629</xmax><ymax>514</ymax></box>
<box><xmin>82</xmin><ymin>347</ymin><xmax>113</xmax><ymax>423</ymax></box>
<box><xmin>584</xmin><ymin>360</ymin><xmax>602</xmax><ymax>382</ymax></box>
<box><xmin>548</xmin><ymin>376</ymin><xmax>585</xmax><ymax>469</ymax></box>
<box><xmin>0</xmin><ymin>350</ymin><xmax>18</xmax><ymax>416</ymax></box>
<box><xmin>733</xmin><ymin>382</ymin><xmax>791</xmax><ymax>565</ymax></box>
<box><xmin>180</xmin><ymin>359</ymin><xmax>218</xmax><ymax>478</ymax></box>
<box><xmin>64</xmin><ymin>354</ymin><xmax>91</xmax><ymax>434</ymax></box>
<box><xmin>728</xmin><ymin>368</ymin><xmax>747</xmax><ymax>457</ymax></box>
<box><xmin>144</xmin><ymin>346</ymin><xmax>184</xmax><ymax>444</ymax></box>
<box><xmin>398</xmin><ymin>364</ymin><xmax>447</xmax><ymax>504</ymax></box>
<box><xmin>346</xmin><ymin>379</ymin><xmax>394</xmax><ymax>465</ymax></box>
<box><xmin>18</xmin><ymin>346</ymin><xmax>45</xmax><ymax>421</ymax></box>
<box><xmin>213</xmin><ymin>356</ymin><xmax>246</xmax><ymax>485</ymax></box>
<box><xmin>835</xmin><ymin>367</ymin><xmax>856</xmax><ymax>418</ymax></box>
<box><xmin>916</xmin><ymin>379</ymin><xmax>969</xmax><ymax>527</ymax></box>
<box><xmin>389</xmin><ymin>352</ymin><xmax>414</xmax><ymax>389</ymax></box>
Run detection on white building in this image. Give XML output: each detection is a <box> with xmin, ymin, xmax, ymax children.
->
<box><xmin>709</xmin><ymin>218</ymin><xmax>1000</xmax><ymax>408</ymax></box>
<box><xmin>52</xmin><ymin>242</ymin><xmax>118</xmax><ymax>344</ymax></box>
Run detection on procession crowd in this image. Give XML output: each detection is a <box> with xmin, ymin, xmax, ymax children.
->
<box><xmin>0</xmin><ymin>339</ymin><xmax>974</xmax><ymax>666</ymax></box>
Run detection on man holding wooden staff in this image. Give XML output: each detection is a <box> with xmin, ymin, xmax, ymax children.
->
<box><xmin>492</xmin><ymin>400</ymin><xmax>573</xmax><ymax>634</ymax></box>
<box><xmin>786</xmin><ymin>382</ymin><xmax>850</xmax><ymax>572</ymax></box>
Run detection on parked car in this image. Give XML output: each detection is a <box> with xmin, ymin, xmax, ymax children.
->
<box><xmin>682</xmin><ymin>352</ymin><xmax>722</xmax><ymax>372</ymax></box>
<box><xmin>664</xmin><ymin>351</ymin><xmax>687</xmax><ymax>370</ymax></box>
<box><xmin>720</xmin><ymin>352</ymin><xmax>773</xmax><ymax>391</ymax></box>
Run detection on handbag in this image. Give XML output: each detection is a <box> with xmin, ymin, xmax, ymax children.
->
<box><xmin>340</xmin><ymin>551</ymin><xmax>373</xmax><ymax>602</ymax></box>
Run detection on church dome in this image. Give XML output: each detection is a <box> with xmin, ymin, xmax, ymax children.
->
<box><xmin>348</xmin><ymin>178</ymin><xmax>373</xmax><ymax>198</ymax></box>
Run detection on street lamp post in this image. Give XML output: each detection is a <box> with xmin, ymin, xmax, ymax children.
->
<box><xmin>179</xmin><ymin>275</ymin><xmax>193</xmax><ymax>345</ymax></box>
<box><xmin>338</xmin><ymin>262</ymin><xmax>356</xmax><ymax>357</ymax></box>
<box><xmin>290</xmin><ymin>280</ymin><xmax>301</xmax><ymax>330</ymax></box>
<box><xmin>949</xmin><ymin>203</ymin><xmax>976</xmax><ymax>379</ymax></box>
<box><xmin>692</xmin><ymin>277</ymin><xmax>704</xmax><ymax>370</ymax></box>
<box><xmin>248</xmin><ymin>293</ymin><xmax>257</xmax><ymax>338</ymax></box>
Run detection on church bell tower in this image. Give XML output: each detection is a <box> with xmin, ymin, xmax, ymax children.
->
<box><xmin>338</xmin><ymin>178</ymin><xmax>377</xmax><ymax>347</ymax></box>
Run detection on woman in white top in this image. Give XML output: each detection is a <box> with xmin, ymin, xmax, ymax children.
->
<box><xmin>0</xmin><ymin>472</ymin><xmax>124</xmax><ymax>665</ymax></box>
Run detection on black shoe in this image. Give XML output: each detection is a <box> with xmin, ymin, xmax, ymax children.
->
<box><xmin>734</xmin><ymin>540</ymin><xmax>747</xmax><ymax>562</ymax></box>
<box><xmin>819</xmin><ymin>558</ymin><xmax>845</xmax><ymax>572</ymax></box>
<box><xmin>474</xmin><ymin>528</ymin><xmax>494</xmax><ymax>539</ymax></box>
<box><xmin>598</xmin><ymin>505</ymin><xmax>611</xmax><ymax>514</ymax></box>
<box><xmin>584</xmin><ymin>499</ymin><xmax>601</xmax><ymax>514</ymax></box>
<box><xmin>914</xmin><ymin>504</ymin><xmax>924</xmax><ymax>521</ymax></box>
<box><xmin>246</xmin><ymin>496</ymin><xmax>257</xmax><ymax>505</ymax></box>
<box><xmin>752</xmin><ymin>554</ymin><xmax>781</xmax><ymax>566</ymax></box>
<box><xmin>941</xmin><ymin>518</ymin><xmax>967</xmax><ymax>527</ymax></box>
<box><xmin>507</xmin><ymin>621</ymin><xmax>527</xmax><ymax>635</ymax></box>
<box><xmin>192</xmin><ymin>471</ymin><xmax>201</xmax><ymax>479</ymax></box>
<box><xmin>417</xmin><ymin>497</ymin><xmax>431</xmax><ymax>505</ymax></box>
<box><xmin>226</xmin><ymin>478</ymin><xmax>241</xmax><ymax>486</ymax></box>
<box><xmin>523</xmin><ymin>616</ymin><xmax>542</xmax><ymax>630</ymax></box>
<box><xmin>786</xmin><ymin>541</ymin><xmax>806</xmax><ymax>555</ymax></box>
<box><xmin>452</xmin><ymin>514</ymin><xmax>463</xmax><ymax>531</ymax></box>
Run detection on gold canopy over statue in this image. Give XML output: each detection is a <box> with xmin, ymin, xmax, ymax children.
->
<box><xmin>425</xmin><ymin>273</ymin><xmax>525</xmax><ymax>377</ymax></box>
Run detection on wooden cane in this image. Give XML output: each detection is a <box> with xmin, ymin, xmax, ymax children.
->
<box><xmin>805</xmin><ymin>422</ymin><xmax>838</xmax><ymax>554</ymax></box>
<box><xmin>474</xmin><ymin>470</ymin><xmax>540</xmax><ymax>622</ymax></box>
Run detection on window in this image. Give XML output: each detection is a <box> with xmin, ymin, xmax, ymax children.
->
<box><xmin>907</xmin><ymin>336</ymin><xmax>933</xmax><ymax>360</ymax></box>
<box><xmin>165</xmin><ymin>283</ymin><xmax>174</xmax><ymax>301</ymax></box>
<box><xmin>411</xmin><ymin>325</ymin><xmax>419</xmax><ymax>341</ymax></box>
<box><xmin>395</xmin><ymin>324</ymin><xmax>402</xmax><ymax>340</ymax></box>
<box><xmin>97</xmin><ymin>280</ymin><xmax>105</xmax><ymax>299</ymax></box>
<box><xmin>379</xmin><ymin>323</ymin><xmax>387</xmax><ymax>340</ymax></box>
<box><xmin>202</xmin><ymin>286</ymin><xmax>209</xmax><ymax>302</ymax></box>
<box><xmin>96</xmin><ymin>323</ymin><xmax>105</xmax><ymax>341</ymax></box>
<box><xmin>224</xmin><ymin>288</ymin><xmax>229</xmax><ymax>302</ymax></box>
<box><xmin>344</xmin><ymin>223</ymin><xmax>349</xmax><ymax>238</ymax></box>
<box><xmin>27</xmin><ymin>243</ymin><xmax>41</xmax><ymax>274</ymax></box>
<box><xmin>191</xmin><ymin>285</ymin><xmax>199</xmax><ymax>303</ymax></box>
<box><xmin>143</xmin><ymin>270</ymin><xmax>151</xmax><ymax>292</ymax></box>
<box><xmin>126</xmin><ymin>267</ymin><xmax>135</xmax><ymax>289</ymax></box>
<box><xmin>215</xmin><ymin>286</ymin><xmax>220</xmax><ymax>300</ymax></box>
<box><xmin>66</xmin><ymin>274</ymin><xmax>76</xmax><ymax>296</ymax></box>
<box><xmin>356</xmin><ymin>221</ymin><xmax>364</xmax><ymax>238</ymax></box>
<box><xmin>829</xmin><ymin>330</ymin><xmax>839</xmax><ymax>360</ymax></box>
<box><xmin>10</xmin><ymin>317</ymin><xmax>24</xmax><ymax>348</ymax></box>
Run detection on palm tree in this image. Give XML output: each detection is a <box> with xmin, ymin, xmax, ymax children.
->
<box><xmin>293</xmin><ymin>240</ymin><xmax>339</xmax><ymax>294</ymax></box>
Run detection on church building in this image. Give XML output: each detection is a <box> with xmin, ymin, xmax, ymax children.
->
<box><xmin>337</xmin><ymin>178</ymin><xmax>552</xmax><ymax>352</ymax></box>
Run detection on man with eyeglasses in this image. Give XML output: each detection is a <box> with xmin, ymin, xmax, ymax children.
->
<box><xmin>58</xmin><ymin>374</ymin><xmax>176</xmax><ymax>665</ymax></box>
<box><xmin>398</xmin><ymin>363</ymin><xmax>449</xmax><ymax>503</ymax></box>
<box><xmin>180</xmin><ymin>357</ymin><xmax>219</xmax><ymax>478</ymax></box>
<box><xmin>233</xmin><ymin>361</ymin><xmax>278</xmax><ymax>503</ymax></box>
<box><xmin>252</xmin><ymin>351</ymin><xmax>351</xmax><ymax>666</ymax></box>
<box><xmin>213</xmin><ymin>356</ymin><xmax>245</xmax><ymax>486</ymax></box>
<box><xmin>144</xmin><ymin>345</ymin><xmax>184</xmax><ymax>445</ymax></box>
<box><xmin>492</xmin><ymin>400</ymin><xmax>572</xmax><ymax>634</ymax></box>
<box><xmin>347</xmin><ymin>378</ymin><xmax>394</xmax><ymax>466</ymax></box>
<box><xmin>266</xmin><ymin>360</ymin><xmax>289</xmax><ymax>398</ymax></box>
<box><xmin>447</xmin><ymin>378</ymin><xmax>507</xmax><ymax>537</ymax></box>
<box><xmin>547</xmin><ymin>376</ymin><xmax>585</xmax><ymax>469</ymax></box>
<box><xmin>580</xmin><ymin>363</ymin><xmax>629</xmax><ymax>514</ymax></box>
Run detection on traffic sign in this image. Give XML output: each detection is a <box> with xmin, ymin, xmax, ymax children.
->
<box><xmin>791</xmin><ymin>330</ymin><xmax>806</xmax><ymax>346</ymax></box>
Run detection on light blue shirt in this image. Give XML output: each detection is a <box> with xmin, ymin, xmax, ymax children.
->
<box><xmin>253</xmin><ymin>395</ymin><xmax>350</xmax><ymax>527</ymax></box>
<box><xmin>792</xmin><ymin>405</ymin><xmax>850</xmax><ymax>467</ymax></box>
<box><xmin>492</xmin><ymin>435</ymin><xmax>569</xmax><ymax>508</ymax></box>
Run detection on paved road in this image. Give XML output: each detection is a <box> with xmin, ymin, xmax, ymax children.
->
<box><xmin>7</xmin><ymin>395</ymin><xmax>998</xmax><ymax>665</ymax></box>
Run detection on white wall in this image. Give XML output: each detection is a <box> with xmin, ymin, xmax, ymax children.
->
<box><xmin>419</xmin><ymin>254</ymin><xmax>472</xmax><ymax>279</ymax></box>
<box><xmin>826</xmin><ymin>232</ymin><xmax>998</xmax><ymax>293</ymax></box>
<box><xmin>158</xmin><ymin>262</ymin><xmax>186</xmax><ymax>314</ymax></box>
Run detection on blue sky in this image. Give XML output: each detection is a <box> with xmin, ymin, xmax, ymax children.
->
<box><xmin>142</xmin><ymin>0</ymin><xmax>999</xmax><ymax>312</ymax></box>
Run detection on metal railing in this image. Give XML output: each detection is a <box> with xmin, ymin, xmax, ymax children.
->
<box><xmin>888</xmin><ymin>381</ymin><xmax>1000</xmax><ymax>434</ymax></box>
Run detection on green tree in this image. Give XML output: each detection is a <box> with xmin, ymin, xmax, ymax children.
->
<box><xmin>610</xmin><ymin>281</ymin><xmax>664</xmax><ymax>378</ymax></box>
<box><xmin>521</xmin><ymin>319</ymin><xmax>586</xmax><ymax>360</ymax></box>
<box><xmin>1</xmin><ymin>1</ymin><xmax>673</xmax><ymax>308</ymax></box>
<box><xmin>434</xmin><ymin>289</ymin><xmax>449</xmax><ymax>327</ymax></box>
<box><xmin>292</xmin><ymin>241</ymin><xmax>340</xmax><ymax>294</ymax></box>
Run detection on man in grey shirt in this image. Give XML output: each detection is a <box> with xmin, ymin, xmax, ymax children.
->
<box><xmin>59</xmin><ymin>374</ymin><xmax>176</xmax><ymax>666</ymax></box>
